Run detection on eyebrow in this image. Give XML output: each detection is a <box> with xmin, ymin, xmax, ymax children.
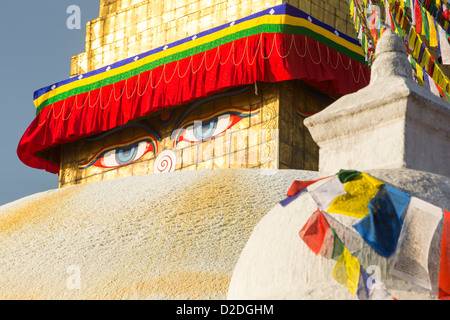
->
<box><xmin>86</xmin><ymin>121</ymin><xmax>162</xmax><ymax>142</ymax></box>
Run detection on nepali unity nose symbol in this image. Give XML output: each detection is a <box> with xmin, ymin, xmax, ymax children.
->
<box><xmin>154</xmin><ymin>150</ymin><xmax>177</xmax><ymax>174</ymax></box>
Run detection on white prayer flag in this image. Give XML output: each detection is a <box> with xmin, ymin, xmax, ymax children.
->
<box><xmin>390</xmin><ymin>197</ymin><xmax>443</xmax><ymax>290</ymax></box>
<box><xmin>438</xmin><ymin>24</ymin><xmax>450</xmax><ymax>65</ymax></box>
<box><xmin>307</xmin><ymin>175</ymin><xmax>347</xmax><ymax>212</ymax></box>
<box><xmin>428</xmin><ymin>73</ymin><xmax>440</xmax><ymax>96</ymax></box>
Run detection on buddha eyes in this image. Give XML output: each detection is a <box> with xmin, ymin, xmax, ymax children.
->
<box><xmin>79</xmin><ymin>136</ymin><xmax>157</xmax><ymax>169</ymax></box>
<box><xmin>79</xmin><ymin>107</ymin><xmax>258</xmax><ymax>170</ymax></box>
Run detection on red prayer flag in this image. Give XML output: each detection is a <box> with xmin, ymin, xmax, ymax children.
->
<box><xmin>287</xmin><ymin>180</ymin><xmax>318</xmax><ymax>197</ymax></box>
<box><xmin>370</xmin><ymin>9</ymin><xmax>378</xmax><ymax>41</ymax></box>
<box><xmin>428</xmin><ymin>54</ymin><xmax>435</xmax><ymax>77</ymax></box>
<box><xmin>436</xmin><ymin>83</ymin><xmax>446</xmax><ymax>100</ymax></box>
<box><xmin>299</xmin><ymin>209</ymin><xmax>332</xmax><ymax>255</ymax></box>
<box><xmin>439</xmin><ymin>210</ymin><xmax>450</xmax><ymax>300</ymax></box>
<box><xmin>286</xmin><ymin>176</ymin><xmax>332</xmax><ymax>197</ymax></box>
<box><xmin>388</xmin><ymin>4</ymin><xmax>395</xmax><ymax>31</ymax></box>
<box><xmin>415</xmin><ymin>0</ymin><xmax>422</xmax><ymax>34</ymax></box>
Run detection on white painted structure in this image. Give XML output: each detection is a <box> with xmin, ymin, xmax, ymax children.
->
<box><xmin>304</xmin><ymin>29</ymin><xmax>450</xmax><ymax>178</ymax></box>
<box><xmin>227</xmin><ymin>30</ymin><xmax>450</xmax><ymax>300</ymax></box>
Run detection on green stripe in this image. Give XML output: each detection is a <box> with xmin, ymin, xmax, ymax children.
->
<box><xmin>36</xmin><ymin>24</ymin><xmax>365</xmax><ymax>114</ymax></box>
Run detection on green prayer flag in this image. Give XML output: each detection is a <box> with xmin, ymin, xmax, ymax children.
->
<box><xmin>331</xmin><ymin>228</ymin><xmax>345</xmax><ymax>261</ymax></box>
<box><xmin>336</xmin><ymin>169</ymin><xmax>362</xmax><ymax>183</ymax></box>
<box><xmin>421</xmin><ymin>6</ymin><xmax>430</xmax><ymax>40</ymax></box>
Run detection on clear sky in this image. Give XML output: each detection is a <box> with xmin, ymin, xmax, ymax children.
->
<box><xmin>0</xmin><ymin>1</ymin><xmax>100</xmax><ymax>206</ymax></box>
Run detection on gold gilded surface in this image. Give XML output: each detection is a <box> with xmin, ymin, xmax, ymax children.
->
<box><xmin>59</xmin><ymin>83</ymin><xmax>283</xmax><ymax>187</ymax></box>
<box><xmin>62</xmin><ymin>1</ymin><xmax>347</xmax><ymax>186</ymax></box>
<box><xmin>59</xmin><ymin>80</ymin><xmax>331</xmax><ymax>187</ymax></box>
<box><xmin>71</xmin><ymin>0</ymin><xmax>353</xmax><ymax>76</ymax></box>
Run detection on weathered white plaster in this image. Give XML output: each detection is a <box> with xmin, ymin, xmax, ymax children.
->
<box><xmin>0</xmin><ymin>169</ymin><xmax>318</xmax><ymax>299</ymax></box>
<box><xmin>304</xmin><ymin>29</ymin><xmax>450</xmax><ymax>178</ymax></box>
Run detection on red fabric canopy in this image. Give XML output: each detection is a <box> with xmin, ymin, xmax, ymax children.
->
<box><xmin>18</xmin><ymin>33</ymin><xmax>371</xmax><ymax>174</ymax></box>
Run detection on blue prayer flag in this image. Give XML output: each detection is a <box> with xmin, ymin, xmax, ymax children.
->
<box><xmin>353</xmin><ymin>185</ymin><xmax>411</xmax><ymax>258</ymax></box>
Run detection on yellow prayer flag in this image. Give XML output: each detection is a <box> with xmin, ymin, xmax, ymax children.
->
<box><xmin>350</xmin><ymin>0</ymin><xmax>354</xmax><ymax>20</ymax></box>
<box><xmin>409</xmin><ymin>27</ymin><xmax>417</xmax><ymax>52</ymax></box>
<box><xmin>434</xmin><ymin>67</ymin><xmax>446</xmax><ymax>90</ymax></box>
<box><xmin>429</xmin><ymin>12</ymin><xmax>438</xmax><ymax>47</ymax></box>
<box><xmin>332</xmin><ymin>247</ymin><xmax>360</xmax><ymax>296</ymax></box>
<box><xmin>328</xmin><ymin>173</ymin><xmax>384</xmax><ymax>219</ymax></box>
<box><xmin>432</xmin><ymin>64</ymin><xmax>441</xmax><ymax>83</ymax></box>
<box><xmin>416</xmin><ymin>62</ymin><xmax>425</xmax><ymax>86</ymax></box>
<box><xmin>420</xmin><ymin>50</ymin><xmax>430</xmax><ymax>70</ymax></box>
<box><xmin>413</xmin><ymin>35</ymin><xmax>422</xmax><ymax>60</ymax></box>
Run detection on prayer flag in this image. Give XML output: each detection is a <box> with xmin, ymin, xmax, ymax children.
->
<box><xmin>357</xmin><ymin>266</ymin><xmax>395</xmax><ymax>300</ymax></box>
<box><xmin>331</xmin><ymin>228</ymin><xmax>345</xmax><ymax>260</ymax></box>
<box><xmin>423</xmin><ymin>68</ymin><xmax>431</xmax><ymax>89</ymax></box>
<box><xmin>357</xmin><ymin>266</ymin><xmax>372</xmax><ymax>299</ymax></box>
<box><xmin>429</xmin><ymin>10</ymin><xmax>438</xmax><ymax>47</ymax></box>
<box><xmin>332</xmin><ymin>246</ymin><xmax>361</xmax><ymax>295</ymax></box>
<box><xmin>328</xmin><ymin>173</ymin><xmax>384</xmax><ymax>219</ymax></box>
<box><xmin>308</xmin><ymin>175</ymin><xmax>347</xmax><ymax>212</ymax></box>
<box><xmin>415</xmin><ymin>0</ymin><xmax>423</xmax><ymax>34</ymax></box>
<box><xmin>279</xmin><ymin>192</ymin><xmax>301</xmax><ymax>207</ymax></box>
<box><xmin>336</xmin><ymin>169</ymin><xmax>362</xmax><ymax>183</ymax></box>
<box><xmin>409</xmin><ymin>27</ymin><xmax>418</xmax><ymax>52</ymax></box>
<box><xmin>404</xmin><ymin>27</ymin><xmax>412</xmax><ymax>50</ymax></box>
<box><xmin>390</xmin><ymin>197</ymin><xmax>443</xmax><ymax>290</ymax></box>
<box><xmin>418</xmin><ymin>42</ymin><xmax>426</xmax><ymax>63</ymax></box>
<box><xmin>421</xmin><ymin>49</ymin><xmax>431</xmax><ymax>70</ymax></box>
<box><xmin>439</xmin><ymin>210</ymin><xmax>450</xmax><ymax>300</ymax></box>
<box><xmin>413</xmin><ymin>34</ymin><xmax>423</xmax><ymax>60</ymax></box>
<box><xmin>411</xmin><ymin>0</ymin><xmax>417</xmax><ymax>26</ymax></box>
<box><xmin>287</xmin><ymin>180</ymin><xmax>317</xmax><ymax>197</ymax></box>
<box><xmin>385</xmin><ymin>0</ymin><xmax>395</xmax><ymax>30</ymax></box>
<box><xmin>438</xmin><ymin>24</ymin><xmax>450</xmax><ymax>64</ymax></box>
<box><xmin>350</xmin><ymin>0</ymin><xmax>356</xmax><ymax>23</ymax></box>
<box><xmin>428</xmin><ymin>72</ymin><xmax>441</xmax><ymax>95</ymax></box>
<box><xmin>299</xmin><ymin>209</ymin><xmax>335</xmax><ymax>258</ymax></box>
<box><xmin>428</xmin><ymin>54</ymin><xmax>435</xmax><ymax>77</ymax></box>
<box><xmin>421</xmin><ymin>6</ymin><xmax>430</xmax><ymax>39</ymax></box>
<box><xmin>353</xmin><ymin>185</ymin><xmax>411</xmax><ymax>258</ymax></box>
<box><xmin>371</xmin><ymin>9</ymin><xmax>378</xmax><ymax>40</ymax></box>
<box><xmin>286</xmin><ymin>176</ymin><xmax>330</xmax><ymax>197</ymax></box>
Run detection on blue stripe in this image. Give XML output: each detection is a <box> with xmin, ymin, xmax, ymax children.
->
<box><xmin>33</xmin><ymin>3</ymin><xmax>361</xmax><ymax>101</ymax></box>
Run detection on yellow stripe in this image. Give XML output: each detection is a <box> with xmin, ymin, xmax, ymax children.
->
<box><xmin>34</xmin><ymin>14</ymin><xmax>362</xmax><ymax>108</ymax></box>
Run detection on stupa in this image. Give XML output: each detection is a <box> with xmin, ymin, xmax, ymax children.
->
<box><xmin>2</xmin><ymin>0</ymin><xmax>450</xmax><ymax>300</ymax></box>
<box><xmin>17</xmin><ymin>0</ymin><xmax>370</xmax><ymax>187</ymax></box>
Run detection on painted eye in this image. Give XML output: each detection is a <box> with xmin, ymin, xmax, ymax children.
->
<box><xmin>98</xmin><ymin>141</ymin><xmax>150</xmax><ymax>168</ymax></box>
<box><xmin>170</xmin><ymin>107</ymin><xmax>259</xmax><ymax>148</ymax></box>
<box><xmin>176</xmin><ymin>114</ymin><xmax>242</xmax><ymax>145</ymax></box>
<box><xmin>79</xmin><ymin>137</ymin><xmax>157</xmax><ymax>170</ymax></box>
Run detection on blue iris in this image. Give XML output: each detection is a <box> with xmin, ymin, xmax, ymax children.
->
<box><xmin>193</xmin><ymin>119</ymin><xmax>217</xmax><ymax>141</ymax></box>
<box><xmin>116</xmin><ymin>145</ymin><xmax>137</xmax><ymax>165</ymax></box>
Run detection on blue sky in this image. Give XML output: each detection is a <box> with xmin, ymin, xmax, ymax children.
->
<box><xmin>0</xmin><ymin>1</ymin><xmax>100</xmax><ymax>205</ymax></box>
